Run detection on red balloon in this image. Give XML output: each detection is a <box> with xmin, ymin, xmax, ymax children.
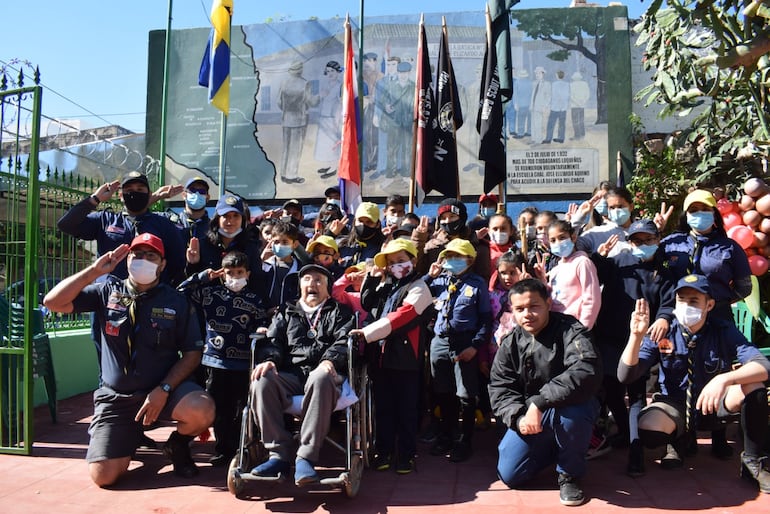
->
<box><xmin>722</xmin><ymin>211</ymin><xmax>742</xmax><ymax>230</ymax></box>
<box><xmin>748</xmin><ymin>254</ymin><xmax>769</xmax><ymax>276</ymax></box>
<box><xmin>727</xmin><ymin>225</ymin><xmax>755</xmax><ymax>250</ymax></box>
<box><xmin>716</xmin><ymin>198</ymin><xmax>735</xmax><ymax>215</ymax></box>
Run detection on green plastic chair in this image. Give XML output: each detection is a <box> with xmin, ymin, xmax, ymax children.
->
<box><xmin>8</xmin><ymin>303</ymin><xmax>56</xmax><ymax>423</ymax></box>
<box><xmin>732</xmin><ymin>301</ymin><xmax>770</xmax><ymax>358</ymax></box>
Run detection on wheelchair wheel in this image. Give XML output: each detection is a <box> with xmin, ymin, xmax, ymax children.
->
<box><xmin>343</xmin><ymin>453</ymin><xmax>363</xmax><ymax>498</ymax></box>
<box><xmin>227</xmin><ymin>454</ymin><xmax>246</xmax><ymax>498</ymax></box>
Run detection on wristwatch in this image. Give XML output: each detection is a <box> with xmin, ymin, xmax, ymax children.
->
<box><xmin>160</xmin><ymin>382</ymin><xmax>173</xmax><ymax>394</ymax></box>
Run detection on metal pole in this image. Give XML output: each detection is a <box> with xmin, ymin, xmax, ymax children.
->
<box><xmin>358</xmin><ymin>0</ymin><xmax>365</xmax><ymax>189</ymax></box>
<box><xmin>159</xmin><ymin>0</ymin><xmax>173</xmax><ymax>189</ymax></box>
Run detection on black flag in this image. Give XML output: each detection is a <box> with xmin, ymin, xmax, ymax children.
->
<box><xmin>413</xmin><ymin>20</ymin><xmax>436</xmax><ymax>207</ymax></box>
<box><xmin>477</xmin><ymin>14</ymin><xmax>506</xmax><ymax>195</ymax></box>
<box><xmin>433</xmin><ymin>22</ymin><xmax>463</xmax><ymax>198</ymax></box>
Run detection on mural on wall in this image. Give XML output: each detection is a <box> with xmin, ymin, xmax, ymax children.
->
<box><xmin>146</xmin><ymin>7</ymin><xmax>631</xmax><ymax>202</ymax></box>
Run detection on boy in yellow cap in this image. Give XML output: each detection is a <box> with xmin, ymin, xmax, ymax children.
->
<box><xmin>307</xmin><ymin>235</ymin><xmax>344</xmax><ymax>279</ymax></box>
<box><xmin>350</xmin><ymin>238</ymin><xmax>433</xmax><ymax>474</ymax></box>
<box><xmin>424</xmin><ymin>238</ymin><xmax>492</xmax><ymax>462</ymax></box>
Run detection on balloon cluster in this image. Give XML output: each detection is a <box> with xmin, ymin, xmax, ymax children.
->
<box><xmin>719</xmin><ymin>178</ymin><xmax>770</xmax><ymax>276</ymax></box>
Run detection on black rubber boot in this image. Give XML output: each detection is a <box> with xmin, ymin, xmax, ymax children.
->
<box><xmin>162</xmin><ymin>431</ymin><xmax>199</xmax><ymax>478</ymax></box>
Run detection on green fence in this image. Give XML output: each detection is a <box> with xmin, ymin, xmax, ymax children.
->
<box><xmin>0</xmin><ymin>65</ymin><xmax>108</xmax><ymax>452</ymax></box>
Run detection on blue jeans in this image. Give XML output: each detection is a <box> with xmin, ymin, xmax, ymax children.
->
<box><xmin>497</xmin><ymin>398</ymin><xmax>599</xmax><ymax>487</ymax></box>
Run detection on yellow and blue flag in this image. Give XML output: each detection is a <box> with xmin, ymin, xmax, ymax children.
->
<box><xmin>198</xmin><ymin>0</ymin><xmax>232</xmax><ymax>115</ymax></box>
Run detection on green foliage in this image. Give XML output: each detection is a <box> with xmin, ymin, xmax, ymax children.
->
<box><xmin>635</xmin><ymin>0</ymin><xmax>770</xmax><ymax>183</ymax></box>
<box><xmin>628</xmin><ymin>115</ymin><xmax>694</xmax><ymax>229</ymax></box>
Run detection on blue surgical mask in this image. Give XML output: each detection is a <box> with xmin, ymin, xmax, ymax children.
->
<box><xmin>442</xmin><ymin>257</ymin><xmax>469</xmax><ymax>275</ymax></box>
<box><xmin>595</xmin><ymin>199</ymin><xmax>608</xmax><ymax>216</ymax></box>
<box><xmin>326</xmin><ymin>198</ymin><xmax>341</xmax><ymax>207</ymax></box>
<box><xmin>550</xmin><ymin>239</ymin><xmax>575</xmax><ymax>258</ymax></box>
<box><xmin>481</xmin><ymin>207</ymin><xmax>496</xmax><ymax>218</ymax></box>
<box><xmin>608</xmin><ymin>207</ymin><xmax>631</xmax><ymax>226</ymax></box>
<box><xmin>185</xmin><ymin>192</ymin><xmax>206</xmax><ymax>210</ymax></box>
<box><xmin>686</xmin><ymin>211</ymin><xmax>714</xmax><ymax>232</ymax></box>
<box><xmin>272</xmin><ymin>243</ymin><xmax>294</xmax><ymax>258</ymax></box>
<box><xmin>631</xmin><ymin>244</ymin><xmax>658</xmax><ymax>261</ymax></box>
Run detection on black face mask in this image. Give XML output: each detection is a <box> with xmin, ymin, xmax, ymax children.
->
<box><xmin>440</xmin><ymin>219</ymin><xmax>465</xmax><ymax>236</ymax></box>
<box><xmin>355</xmin><ymin>224</ymin><xmax>379</xmax><ymax>241</ymax></box>
<box><xmin>123</xmin><ymin>191</ymin><xmax>150</xmax><ymax>213</ymax></box>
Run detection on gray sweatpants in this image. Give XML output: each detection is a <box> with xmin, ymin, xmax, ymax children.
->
<box><xmin>250</xmin><ymin>367</ymin><xmax>342</xmax><ymax>462</ymax></box>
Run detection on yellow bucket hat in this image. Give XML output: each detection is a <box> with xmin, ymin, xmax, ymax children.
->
<box><xmin>374</xmin><ymin>238</ymin><xmax>418</xmax><ymax>268</ymax></box>
<box><xmin>438</xmin><ymin>238</ymin><xmax>477</xmax><ymax>259</ymax></box>
<box><xmin>307</xmin><ymin>235</ymin><xmax>339</xmax><ymax>254</ymax></box>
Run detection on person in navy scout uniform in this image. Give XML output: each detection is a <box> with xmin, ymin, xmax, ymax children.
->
<box><xmin>619</xmin><ymin>274</ymin><xmax>770</xmax><ymax>493</ymax></box>
<box><xmin>56</xmin><ymin>171</ymin><xmax>186</xmax><ymax>285</ymax></box>
<box><xmin>43</xmin><ymin>233</ymin><xmax>214</xmax><ymax>487</ymax></box>
<box><xmin>424</xmin><ymin>238</ymin><xmax>492</xmax><ymax>463</ymax></box>
<box><xmin>178</xmin><ymin>250</ymin><xmax>269</xmax><ymax>467</ymax></box>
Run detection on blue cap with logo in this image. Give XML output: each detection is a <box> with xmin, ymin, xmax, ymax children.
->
<box><xmin>674</xmin><ymin>274</ymin><xmax>710</xmax><ymax>295</ymax></box>
<box><xmin>215</xmin><ymin>194</ymin><xmax>245</xmax><ymax>216</ymax></box>
<box><xmin>627</xmin><ymin>219</ymin><xmax>658</xmax><ymax>237</ymax></box>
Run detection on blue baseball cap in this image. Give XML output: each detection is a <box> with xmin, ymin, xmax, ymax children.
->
<box><xmin>627</xmin><ymin>219</ymin><xmax>658</xmax><ymax>237</ymax></box>
<box><xmin>215</xmin><ymin>194</ymin><xmax>245</xmax><ymax>216</ymax></box>
<box><xmin>674</xmin><ymin>274</ymin><xmax>710</xmax><ymax>295</ymax></box>
<box><xmin>184</xmin><ymin>176</ymin><xmax>210</xmax><ymax>191</ymax></box>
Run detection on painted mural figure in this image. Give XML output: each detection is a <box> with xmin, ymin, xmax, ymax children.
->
<box><xmin>569</xmin><ymin>71</ymin><xmax>590</xmax><ymax>140</ymax></box>
<box><xmin>387</xmin><ymin>61</ymin><xmax>415</xmax><ymax>180</ymax></box>
<box><xmin>278</xmin><ymin>61</ymin><xmax>319</xmax><ymax>185</ymax></box>
<box><xmin>530</xmin><ymin>66</ymin><xmax>551</xmax><ymax>145</ymax></box>
<box><xmin>372</xmin><ymin>56</ymin><xmax>400</xmax><ymax>179</ymax></box>
<box><xmin>361</xmin><ymin>52</ymin><xmax>382</xmax><ymax>173</ymax></box>
<box><xmin>314</xmin><ymin>60</ymin><xmax>343</xmax><ymax>179</ymax></box>
<box><xmin>544</xmin><ymin>70</ymin><xmax>570</xmax><ymax>144</ymax></box>
<box><xmin>512</xmin><ymin>68</ymin><xmax>532</xmax><ymax>138</ymax></box>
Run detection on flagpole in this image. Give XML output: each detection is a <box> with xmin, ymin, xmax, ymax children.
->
<box><xmin>217</xmin><ymin>13</ymin><xmax>232</xmax><ymax>197</ymax></box>
<box><xmin>408</xmin><ymin>13</ymin><xmax>425</xmax><ymax>214</ymax></box>
<box><xmin>159</xmin><ymin>0</ymin><xmax>173</xmax><ymax>189</ymax></box>
<box><xmin>442</xmin><ymin>17</ymin><xmax>461</xmax><ymax>201</ymax></box>
<box><xmin>358</xmin><ymin>0</ymin><xmax>365</xmax><ymax>187</ymax></box>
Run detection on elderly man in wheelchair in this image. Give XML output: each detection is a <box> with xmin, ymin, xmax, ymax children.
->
<box><xmin>248</xmin><ymin>264</ymin><xmax>356</xmax><ymax>486</ymax></box>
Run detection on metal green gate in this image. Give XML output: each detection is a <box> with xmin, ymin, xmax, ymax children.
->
<box><xmin>0</xmin><ymin>67</ymin><xmax>43</xmax><ymax>454</ymax></box>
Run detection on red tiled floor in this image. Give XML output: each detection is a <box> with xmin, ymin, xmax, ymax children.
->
<box><xmin>1</xmin><ymin>393</ymin><xmax>769</xmax><ymax>513</ymax></box>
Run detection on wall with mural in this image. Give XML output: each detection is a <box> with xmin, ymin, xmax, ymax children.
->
<box><xmin>145</xmin><ymin>6</ymin><xmax>632</xmax><ymax>202</ymax></box>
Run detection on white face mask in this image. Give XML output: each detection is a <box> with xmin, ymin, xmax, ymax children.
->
<box><xmin>218</xmin><ymin>227</ymin><xmax>243</xmax><ymax>238</ymax></box>
<box><xmin>386</xmin><ymin>214</ymin><xmax>404</xmax><ymax>226</ymax></box>
<box><xmin>128</xmin><ymin>259</ymin><xmax>159</xmax><ymax>285</ymax></box>
<box><xmin>673</xmin><ymin>304</ymin><xmax>704</xmax><ymax>328</ymax></box>
<box><xmin>490</xmin><ymin>231</ymin><xmax>510</xmax><ymax>245</ymax></box>
<box><xmin>388</xmin><ymin>261</ymin><xmax>413</xmax><ymax>279</ymax></box>
<box><xmin>224</xmin><ymin>277</ymin><xmax>248</xmax><ymax>292</ymax></box>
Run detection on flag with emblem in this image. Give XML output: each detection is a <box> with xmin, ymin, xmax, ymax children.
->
<box><xmin>198</xmin><ymin>0</ymin><xmax>233</xmax><ymax>114</ymax></box>
<box><xmin>412</xmin><ymin>16</ymin><xmax>436</xmax><ymax>207</ymax></box>
<box><xmin>433</xmin><ymin>19</ymin><xmax>463</xmax><ymax>199</ymax></box>
<box><xmin>337</xmin><ymin>15</ymin><xmax>362</xmax><ymax>215</ymax></box>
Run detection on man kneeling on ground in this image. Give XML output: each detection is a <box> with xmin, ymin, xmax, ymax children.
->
<box><xmin>619</xmin><ymin>274</ymin><xmax>770</xmax><ymax>492</ymax></box>
<box><xmin>43</xmin><ymin>234</ymin><xmax>215</xmax><ymax>487</ymax></box>
<box><xmin>489</xmin><ymin>278</ymin><xmax>602</xmax><ymax>506</ymax></box>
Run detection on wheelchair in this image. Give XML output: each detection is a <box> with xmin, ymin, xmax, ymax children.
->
<box><xmin>227</xmin><ymin>334</ymin><xmax>374</xmax><ymax>499</ymax></box>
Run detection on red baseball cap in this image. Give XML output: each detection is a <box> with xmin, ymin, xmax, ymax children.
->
<box><xmin>478</xmin><ymin>193</ymin><xmax>498</xmax><ymax>204</ymax></box>
<box><xmin>130</xmin><ymin>233</ymin><xmax>165</xmax><ymax>258</ymax></box>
